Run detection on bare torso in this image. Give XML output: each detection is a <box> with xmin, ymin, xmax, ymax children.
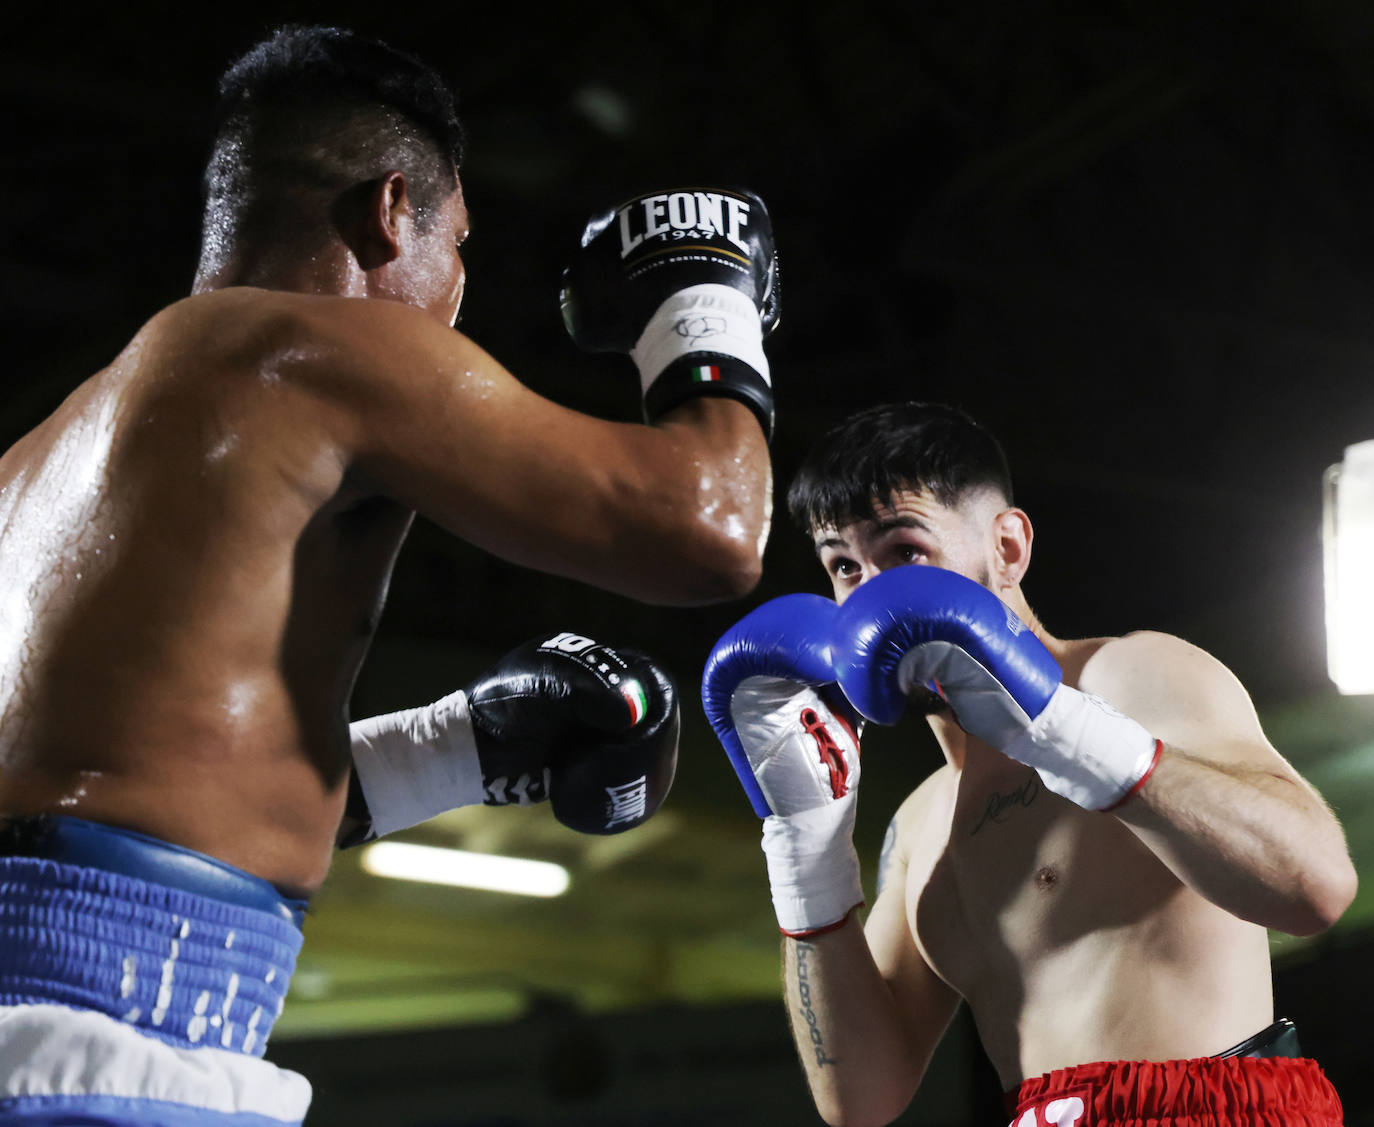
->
<box><xmin>0</xmin><ymin>289</ymin><xmax>413</xmax><ymax>896</ymax></box>
<box><xmin>895</xmin><ymin>636</ymin><xmax>1274</xmax><ymax>1086</ymax></box>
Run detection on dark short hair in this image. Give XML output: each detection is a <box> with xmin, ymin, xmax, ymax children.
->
<box><xmin>201</xmin><ymin>25</ymin><xmax>464</xmax><ymax>251</ymax></box>
<box><xmin>786</xmin><ymin>401</ymin><xmax>1014</xmax><ymax>532</ymax></box>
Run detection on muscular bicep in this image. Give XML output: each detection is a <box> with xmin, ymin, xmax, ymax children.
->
<box><xmin>293</xmin><ymin>297</ymin><xmax>768</xmax><ymax>604</ymax></box>
<box><xmin>1083</xmin><ymin>633</ymin><xmax>1357</xmax><ymax>933</ymax></box>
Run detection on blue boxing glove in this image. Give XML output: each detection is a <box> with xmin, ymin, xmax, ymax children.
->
<box><xmin>702</xmin><ymin>594</ymin><xmax>863</xmax><ymax>937</ymax></box>
<box><xmin>832</xmin><ymin>567</ymin><xmax>1161</xmax><ymax>811</ymax></box>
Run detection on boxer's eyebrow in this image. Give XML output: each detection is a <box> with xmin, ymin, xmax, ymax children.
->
<box><xmin>872</xmin><ymin>516</ymin><xmax>932</xmax><ymax>536</ymax></box>
<box><xmin>813</xmin><ymin>515</ymin><xmax>932</xmax><ymax>557</ymax></box>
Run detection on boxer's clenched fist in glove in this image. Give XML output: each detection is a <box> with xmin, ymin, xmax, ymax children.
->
<box><xmin>560</xmin><ymin>186</ymin><xmax>781</xmax><ymax>440</ymax></box>
<box><xmin>341</xmin><ymin>632</ymin><xmax>679</xmax><ymax>845</ymax></box>
<box><xmin>832</xmin><ymin>565</ymin><xmax>1161</xmax><ymax>811</ymax></box>
<box><xmin>701</xmin><ymin>594</ymin><xmax>863</xmax><ymax>937</ymax></box>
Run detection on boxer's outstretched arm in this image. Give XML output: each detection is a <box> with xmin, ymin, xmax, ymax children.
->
<box><xmin>781</xmin><ymin>852</ymin><xmax>959</xmax><ymax>1126</ymax></box>
<box><xmin>289</xmin><ymin>295</ymin><xmax>771</xmax><ymax>605</ymax></box>
<box><xmin>1083</xmin><ymin>631</ymin><xmax>1357</xmax><ymax>936</ymax></box>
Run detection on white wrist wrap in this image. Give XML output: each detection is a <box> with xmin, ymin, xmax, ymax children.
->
<box><xmin>629</xmin><ymin>283</ymin><xmax>770</xmax><ymax>392</ymax></box>
<box><xmin>349</xmin><ymin>689</ymin><xmax>486</xmax><ymax>839</ymax></box>
<box><xmin>761</xmin><ymin>791</ymin><xmax>863</xmax><ymax>937</ymax></box>
<box><xmin>1006</xmin><ymin>684</ymin><xmax>1162</xmax><ymax>811</ymax></box>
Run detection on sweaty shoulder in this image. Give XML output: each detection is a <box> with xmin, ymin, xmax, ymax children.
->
<box><xmin>161</xmin><ymin>287</ymin><xmax>486</xmax><ymax>382</ymax></box>
<box><xmin>144</xmin><ymin>287</ymin><xmax>328</xmax><ymax>356</ymax></box>
<box><xmin>272</xmin><ymin>287</ymin><xmax>492</xmax><ymax>379</ymax></box>
<box><xmin>51</xmin><ymin>291</ymin><xmax>379</xmax><ymax>523</ymax></box>
<box><xmin>155</xmin><ymin>288</ymin><xmax>504</xmax><ymax>461</ymax></box>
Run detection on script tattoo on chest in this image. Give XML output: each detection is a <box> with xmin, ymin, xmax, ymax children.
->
<box><xmin>969</xmin><ymin>772</ymin><xmax>1041</xmax><ymax>836</ymax></box>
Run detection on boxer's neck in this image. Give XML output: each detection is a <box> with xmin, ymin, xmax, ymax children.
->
<box><xmin>191</xmin><ymin>241</ymin><xmax>365</xmax><ymax>299</ymax></box>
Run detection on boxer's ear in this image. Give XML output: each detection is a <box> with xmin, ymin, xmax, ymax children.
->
<box><xmin>355</xmin><ymin>171</ymin><xmax>410</xmax><ymax>269</ymax></box>
<box><xmin>991</xmin><ymin>507</ymin><xmax>1032</xmax><ymax>591</ymax></box>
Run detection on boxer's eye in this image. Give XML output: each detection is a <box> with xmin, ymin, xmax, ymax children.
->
<box><xmin>828</xmin><ymin>557</ymin><xmax>858</xmax><ymax>579</ymax></box>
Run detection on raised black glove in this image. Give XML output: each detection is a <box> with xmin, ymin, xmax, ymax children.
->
<box><xmin>560</xmin><ymin>186</ymin><xmax>780</xmax><ymax>440</ymax></box>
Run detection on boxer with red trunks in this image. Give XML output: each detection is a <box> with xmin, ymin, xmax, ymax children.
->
<box><xmin>1005</xmin><ymin>1025</ymin><xmax>1343</xmax><ymax>1126</ymax></box>
<box><xmin>0</xmin><ymin>23</ymin><xmax>779</xmax><ymax>1125</ymax></box>
<box><xmin>702</xmin><ymin>402</ymin><xmax>1355</xmax><ymax>1127</ymax></box>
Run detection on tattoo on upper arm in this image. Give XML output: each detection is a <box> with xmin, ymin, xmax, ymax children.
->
<box><xmin>793</xmin><ymin>941</ymin><xmax>837</xmax><ymax>1068</ymax></box>
<box><xmin>875</xmin><ymin>814</ymin><xmax>899</xmax><ymax>896</ymax></box>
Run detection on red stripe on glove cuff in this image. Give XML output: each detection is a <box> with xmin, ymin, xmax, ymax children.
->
<box><xmin>778</xmin><ymin>903</ymin><xmax>865</xmax><ymax>940</ymax></box>
<box><xmin>1104</xmin><ymin>739</ymin><xmax>1164</xmax><ymax>812</ymax></box>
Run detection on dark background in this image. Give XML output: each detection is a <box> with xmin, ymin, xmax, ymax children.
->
<box><xmin>5</xmin><ymin>1</ymin><xmax>1374</xmax><ymax>1123</ymax></box>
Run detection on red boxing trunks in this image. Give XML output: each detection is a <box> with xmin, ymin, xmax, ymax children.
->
<box><xmin>1006</xmin><ymin>1055</ymin><xmax>1344</xmax><ymax>1127</ymax></box>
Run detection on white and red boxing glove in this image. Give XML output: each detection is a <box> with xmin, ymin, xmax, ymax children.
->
<box><xmin>701</xmin><ymin>594</ymin><xmax>863</xmax><ymax>937</ymax></box>
<box><xmin>832</xmin><ymin>566</ymin><xmax>1161</xmax><ymax>811</ymax></box>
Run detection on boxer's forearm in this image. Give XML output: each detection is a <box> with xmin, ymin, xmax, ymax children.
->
<box><xmin>422</xmin><ymin>394</ymin><xmax>771</xmax><ymax>608</ymax></box>
<box><xmin>630</xmin><ymin>396</ymin><xmax>772</xmax><ymax>602</ymax></box>
<box><xmin>292</xmin><ymin>300</ymin><xmax>772</xmax><ymax>608</ymax></box>
<box><xmin>781</xmin><ymin>918</ymin><xmax>929</xmax><ymax>1127</ymax></box>
<box><xmin>1114</xmin><ymin>746</ymin><xmax>1357</xmax><ymax>935</ymax></box>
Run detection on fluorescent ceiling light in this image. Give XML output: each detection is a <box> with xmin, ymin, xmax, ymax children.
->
<box><xmin>1324</xmin><ymin>439</ymin><xmax>1374</xmax><ymax>695</ymax></box>
<box><xmin>360</xmin><ymin>841</ymin><xmax>570</xmax><ymax>898</ymax></box>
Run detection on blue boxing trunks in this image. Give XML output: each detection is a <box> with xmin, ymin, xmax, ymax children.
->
<box><xmin>0</xmin><ymin>815</ymin><xmax>312</xmax><ymax>1125</ymax></box>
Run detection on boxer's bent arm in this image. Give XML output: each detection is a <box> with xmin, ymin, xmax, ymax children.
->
<box><xmin>782</xmin><ymin>832</ymin><xmax>959</xmax><ymax>1126</ymax></box>
<box><xmin>288</xmin><ymin>297</ymin><xmax>770</xmax><ymax>605</ymax></box>
<box><xmin>1084</xmin><ymin>631</ymin><xmax>1358</xmax><ymax>936</ymax></box>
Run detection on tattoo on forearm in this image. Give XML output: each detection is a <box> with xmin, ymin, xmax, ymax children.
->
<box><xmin>969</xmin><ymin>772</ymin><xmax>1041</xmax><ymax>835</ymax></box>
<box><xmin>794</xmin><ymin>941</ymin><xmax>838</xmax><ymax>1067</ymax></box>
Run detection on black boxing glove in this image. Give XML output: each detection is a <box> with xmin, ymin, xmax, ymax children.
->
<box><xmin>559</xmin><ymin>186</ymin><xmax>780</xmax><ymax>440</ymax></box>
<box><xmin>341</xmin><ymin>631</ymin><xmax>679</xmax><ymax>846</ymax></box>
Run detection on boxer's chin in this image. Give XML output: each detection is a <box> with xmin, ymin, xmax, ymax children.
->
<box><xmin>906</xmin><ymin>684</ymin><xmax>950</xmax><ymax>717</ymax></box>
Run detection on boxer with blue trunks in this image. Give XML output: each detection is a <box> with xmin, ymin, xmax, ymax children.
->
<box><xmin>0</xmin><ymin>621</ymin><xmax>683</xmax><ymax>1126</ymax></box>
<box><xmin>0</xmin><ymin>817</ymin><xmax>310</xmax><ymax>1125</ymax></box>
<box><xmin>0</xmin><ymin>22</ymin><xmax>781</xmax><ymax>1123</ymax></box>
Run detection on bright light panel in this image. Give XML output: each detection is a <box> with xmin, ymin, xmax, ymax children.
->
<box><xmin>1324</xmin><ymin>439</ymin><xmax>1374</xmax><ymax>695</ymax></box>
<box><xmin>360</xmin><ymin>841</ymin><xmax>570</xmax><ymax>898</ymax></box>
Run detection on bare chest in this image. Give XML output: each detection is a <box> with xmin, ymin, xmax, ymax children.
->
<box><xmin>905</xmin><ymin>767</ymin><xmax>1171</xmax><ymax>1004</ymax></box>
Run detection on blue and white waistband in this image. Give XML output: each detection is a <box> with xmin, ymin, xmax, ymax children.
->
<box><xmin>0</xmin><ymin>819</ymin><xmax>304</xmax><ymax>1057</ymax></box>
<box><xmin>0</xmin><ymin>1003</ymin><xmax>313</xmax><ymax>1124</ymax></box>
